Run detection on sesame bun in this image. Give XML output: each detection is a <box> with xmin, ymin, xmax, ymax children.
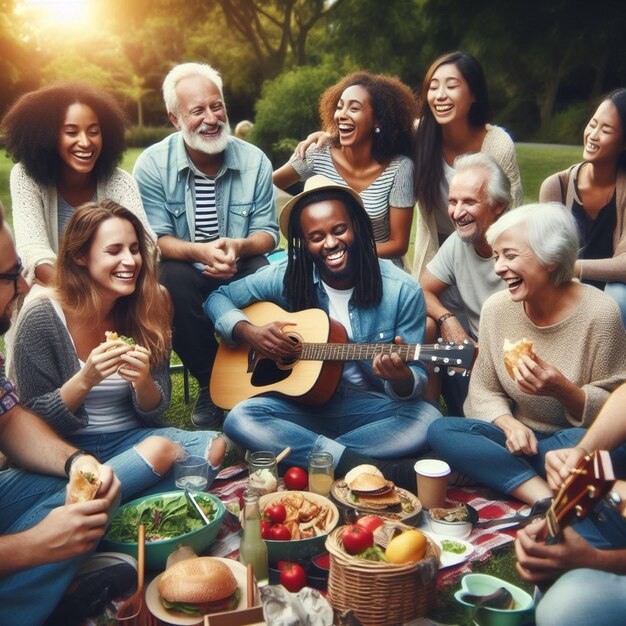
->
<box><xmin>503</xmin><ymin>338</ymin><xmax>535</xmax><ymax>379</ymax></box>
<box><xmin>345</xmin><ymin>464</ymin><xmax>383</xmax><ymax>488</ymax></box>
<box><xmin>158</xmin><ymin>557</ymin><xmax>237</xmax><ymax>604</ymax></box>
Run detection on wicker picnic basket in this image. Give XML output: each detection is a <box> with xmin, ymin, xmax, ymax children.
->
<box><xmin>325</xmin><ymin>523</ymin><xmax>440</xmax><ymax>626</ymax></box>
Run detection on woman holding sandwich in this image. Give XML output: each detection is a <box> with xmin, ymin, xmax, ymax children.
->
<box><xmin>428</xmin><ymin>203</ymin><xmax>626</xmax><ymax>505</ymax></box>
<box><xmin>12</xmin><ymin>200</ymin><xmax>226</xmax><ymax>500</ymax></box>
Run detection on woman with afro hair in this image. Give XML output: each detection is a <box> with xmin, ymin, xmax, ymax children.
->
<box><xmin>273</xmin><ymin>71</ymin><xmax>418</xmax><ymax>267</ymax></box>
<box><xmin>1</xmin><ymin>81</ymin><xmax>154</xmax><ymax>285</ymax></box>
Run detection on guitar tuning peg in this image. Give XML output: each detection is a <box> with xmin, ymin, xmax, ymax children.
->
<box><xmin>433</xmin><ymin>366</ymin><xmax>440</xmax><ymax>373</ymax></box>
<box><xmin>448</xmin><ymin>369</ymin><xmax>456</xmax><ymax>376</ymax></box>
<box><xmin>437</xmin><ymin>338</ymin><xmax>443</xmax><ymax>344</ymax></box>
<box><xmin>456</xmin><ymin>359</ymin><xmax>462</xmax><ymax>365</ymax></box>
<box><xmin>443</xmin><ymin>358</ymin><xmax>449</xmax><ymax>364</ymax></box>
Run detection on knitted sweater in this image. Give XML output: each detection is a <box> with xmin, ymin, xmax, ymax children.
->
<box><xmin>12</xmin><ymin>296</ymin><xmax>171</xmax><ymax>437</ymax></box>
<box><xmin>10</xmin><ymin>163</ymin><xmax>156</xmax><ymax>283</ymax></box>
<box><xmin>411</xmin><ymin>125</ymin><xmax>523</xmax><ymax>279</ymax></box>
<box><xmin>464</xmin><ymin>286</ymin><xmax>626</xmax><ymax>432</ymax></box>
<box><xmin>539</xmin><ymin>163</ymin><xmax>626</xmax><ymax>283</ymax></box>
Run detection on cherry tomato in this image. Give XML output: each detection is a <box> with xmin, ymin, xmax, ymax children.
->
<box><xmin>355</xmin><ymin>515</ymin><xmax>384</xmax><ymax>534</ymax></box>
<box><xmin>269</xmin><ymin>524</ymin><xmax>291</xmax><ymax>541</ymax></box>
<box><xmin>279</xmin><ymin>562</ymin><xmax>307</xmax><ymax>592</ymax></box>
<box><xmin>283</xmin><ymin>467</ymin><xmax>308</xmax><ymax>491</ymax></box>
<box><xmin>341</xmin><ymin>524</ymin><xmax>374</xmax><ymax>555</ymax></box>
<box><xmin>264</xmin><ymin>503</ymin><xmax>287</xmax><ymax>524</ymax></box>
<box><xmin>261</xmin><ymin>519</ymin><xmax>272</xmax><ymax>539</ymax></box>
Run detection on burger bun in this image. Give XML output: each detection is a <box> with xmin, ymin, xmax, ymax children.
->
<box><xmin>345</xmin><ymin>464</ymin><xmax>383</xmax><ymax>489</ymax></box>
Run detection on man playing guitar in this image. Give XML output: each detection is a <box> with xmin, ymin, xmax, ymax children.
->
<box><xmin>516</xmin><ymin>381</ymin><xmax>626</xmax><ymax>626</ymax></box>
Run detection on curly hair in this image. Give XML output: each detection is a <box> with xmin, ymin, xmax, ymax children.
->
<box><xmin>413</xmin><ymin>52</ymin><xmax>492</xmax><ymax>214</ymax></box>
<box><xmin>54</xmin><ymin>199</ymin><xmax>172</xmax><ymax>364</ymax></box>
<box><xmin>318</xmin><ymin>71</ymin><xmax>418</xmax><ymax>162</ymax></box>
<box><xmin>283</xmin><ymin>189</ymin><xmax>382</xmax><ymax>310</ymax></box>
<box><xmin>1</xmin><ymin>82</ymin><xmax>127</xmax><ymax>186</ymax></box>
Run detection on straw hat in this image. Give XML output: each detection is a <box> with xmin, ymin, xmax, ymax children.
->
<box><xmin>279</xmin><ymin>175</ymin><xmax>364</xmax><ymax>237</ymax></box>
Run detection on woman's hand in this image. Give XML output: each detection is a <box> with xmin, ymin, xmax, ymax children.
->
<box><xmin>118</xmin><ymin>345</ymin><xmax>152</xmax><ymax>387</ymax></box>
<box><xmin>293</xmin><ymin>131</ymin><xmax>332</xmax><ymax>160</ymax></box>
<box><xmin>545</xmin><ymin>447</ymin><xmax>588</xmax><ymax>491</ymax></box>
<box><xmin>514</xmin><ymin>354</ymin><xmax>568</xmax><ymax>397</ymax></box>
<box><xmin>494</xmin><ymin>414</ymin><xmax>538</xmax><ymax>455</ymax></box>
<box><xmin>81</xmin><ymin>341</ymin><xmax>131</xmax><ymax>388</ymax></box>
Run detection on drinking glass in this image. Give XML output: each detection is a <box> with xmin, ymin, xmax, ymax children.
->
<box><xmin>308</xmin><ymin>451</ymin><xmax>334</xmax><ymax>496</ymax></box>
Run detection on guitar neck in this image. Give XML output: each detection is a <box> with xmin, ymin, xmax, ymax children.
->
<box><xmin>300</xmin><ymin>342</ymin><xmax>420</xmax><ymax>362</ymax></box>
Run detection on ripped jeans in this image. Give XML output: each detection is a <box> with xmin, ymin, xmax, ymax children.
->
<box><xmin>67</xmin><ymin>426</ymin><xmax>222</xmax><ymax>502</ymax></box>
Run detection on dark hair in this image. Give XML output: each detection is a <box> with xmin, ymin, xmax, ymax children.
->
<box><xmin>283</xmin><ymin>189</ymin><xmax>382</xmax><ymax>310</ymax></box>
<box><xmin>318</xmin><ymin>71</ymin><xmax>418</xmax><ymax>162</ymax></box>
<box><xmin>1</xmin><ymin>82</ymin><xmax>127</xmax><ymax>186</ymax></box>
<box><xmin>0</xmin><ymin>202</ymin><xmax>4</xmax><ymax>228</ymax></box>
<box><xmin>413</xmin><ymin>51</ymin><xmax>492</xmax><ymax>214</ymax></box>
<box><xmin>54</xmin><ymin>199</ymin><xmax>171</xmax><ymax>363</ymax></box>
<box><xmin>608</xmin><ymin>88</ymin><xmax>626</xmax><ymax>170</ymax></box>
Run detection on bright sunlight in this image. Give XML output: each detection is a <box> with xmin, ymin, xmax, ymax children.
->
<box><xmin>16</xmin><ymin>0</ymin><xmax>91</xmax><ymax>29</ymax></box>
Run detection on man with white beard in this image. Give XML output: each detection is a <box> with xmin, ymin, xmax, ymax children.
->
<box><xmin>134</xmin><ymin>63</ymin><xmax>278</xmax><ymax>428</ymax></box>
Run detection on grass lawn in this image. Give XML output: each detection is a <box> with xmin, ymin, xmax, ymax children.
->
<box><xmin>0</xmin><ymin>142</ymin><xmax>579</xmax><ymax>622</ymax></box>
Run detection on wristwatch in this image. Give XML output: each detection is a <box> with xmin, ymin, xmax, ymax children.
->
<box><xmin>607</xmin><ymin>490</ymin><xmax>626</xmax><ymax>517</ymax></box>
<box><xmin>64</xmin><ymin>450</ymin><xmax>93</xmax><ymax>477</ymax></box>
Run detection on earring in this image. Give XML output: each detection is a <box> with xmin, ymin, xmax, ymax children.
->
<box><xmin>374</xmin><ymin>127</ymin><xmax>381</xmax><ymax>134</ymax></box>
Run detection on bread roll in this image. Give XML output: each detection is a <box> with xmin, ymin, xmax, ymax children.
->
<box><xmin>503</xmin><ymin>338</ymin><xmax>535</xmax><ymax>379</ymax></box>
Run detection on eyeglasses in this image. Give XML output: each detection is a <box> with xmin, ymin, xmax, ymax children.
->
<box><xmin>0</xmin><ymin>258</ymin><xmax>23</xmax><ymax>298</ymax></box>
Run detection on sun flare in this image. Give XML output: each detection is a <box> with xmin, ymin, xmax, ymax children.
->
<box><xmin>18</xmin><ymin>0</ymin><xmax>91</xmax><ymax>28</ymax></box>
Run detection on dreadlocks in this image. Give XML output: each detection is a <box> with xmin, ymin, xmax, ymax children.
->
<box><xmin>283</xmin><ymin>189</ymin><xmax>383</xmax><ymax>310</ymax></box>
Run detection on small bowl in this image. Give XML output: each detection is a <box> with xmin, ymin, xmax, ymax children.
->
<box><xmin>428</xmin><ymin>504</ymin><xmax>478</xmax><ymax>539</ymax></box>
<box><xmin>259</xmin><ymin>491</ymin><xmax>339</xmax><ymax>565</ymax></box>
<box><xmin>454</xmin><ymin>573</ymin><xmax>535</xmax><ymax>626</ymax></box>
<box><xmin>100</xmin><ymin>491</ymin><xmax>225</xmax><ymax>571</ymax></box>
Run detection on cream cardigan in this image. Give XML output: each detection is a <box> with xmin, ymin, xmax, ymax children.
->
<box><xmin>10</xmin><ymin>163</ymin><xmax>155</xmax><ymax>283</ymax></box>
<box><xmin>411</xmin><ymin>125</ymin><xmax>523</xmax><ymax>279</ymax></box>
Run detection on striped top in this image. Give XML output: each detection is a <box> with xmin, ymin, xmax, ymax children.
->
<box><xmin>193</xmin><ymin>174</ymin><xmax>219</xmax><ymax>242</ymax></box>
<box><xmin>291</xmin><ymin>145</ymin><xmax>414</xmax><ymax>243</ymax></box>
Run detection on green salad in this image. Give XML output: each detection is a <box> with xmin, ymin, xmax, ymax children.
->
<box><xmin>105</xmin><ymin>494</ymin><xmax>217</xmax><ymax>543</ymax></box>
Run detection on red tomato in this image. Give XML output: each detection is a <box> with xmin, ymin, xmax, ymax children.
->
<box><xmin>355</xmin><ymin>515</ymin><xmax>384</xmax><ymax>534</ymax></box>
<box><xmin>279</xmin><ymin>562</ymin><xmax>307</xmax><ymax>592</ymax></box>
<box><xmin>269</xmin><ymin>524</ymin><xmax>291</xmax><ymax>541</ymax></box>
<box><xmin>283</xmin><ymin>467</ymin><xmax>308</xmax><ymax>491</ymax></box>
<box><xmin>261</xmin><ymin>519</ymin><xmax>272</xmax><ymax>540</ymax></box>
<box><xmin>264</xmin><ymin>503</ymin><xmax>287</xmax><ymax>524</ymax></box>
<box><xmin>341</xmin><ymin>524</ymin><xmax>374</xmax><ymax>554</ymax></box>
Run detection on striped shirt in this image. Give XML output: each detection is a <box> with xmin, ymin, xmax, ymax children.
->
<box><xmin>193</xmin><ymin>174</ymin><xmax>219</xmax><ymax>242</ymax></box>
<box><xmin>291</xmin><ymin>145</ymin><xmax>415</xmax><ymax>243</ymax></box>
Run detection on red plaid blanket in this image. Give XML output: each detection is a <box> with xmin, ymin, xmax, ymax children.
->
<box><xmin>206</xmin><ymin>467</ymin><xmax>530</xmax><ymax>589</ymax></box>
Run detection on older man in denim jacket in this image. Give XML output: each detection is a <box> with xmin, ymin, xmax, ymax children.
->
<box><xmin>206</xmin><ymin>176</ymin><xmax>441</xmax><ymax>490</ymax></box>
<box><xmin>134</xmin><ymin>62</ymin><xmax>279</xmax><ymax>428</ymax></box>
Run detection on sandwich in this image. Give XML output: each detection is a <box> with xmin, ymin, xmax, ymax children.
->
<box><xmin>344</xmin><ymin>464</ymin><xmax>383</xmax><ymax>487</ymax></box>
<box><xmin>157</xmin><ymin>557</ymin><xmax>240</xmax><ymax>616</ymax></box>
<box><xmin>68</xmin><ymin>468</ymin><xmax>101</xmax><ymax>504</ymax></box>
<box><xmin>104</xmin><ymin>331</ymin><xmax>135</xmax><ymax>346</ymax></box>
<box><xmin>503</xmin><ymin>338</ymin><xmax>535</xmax><ymax>379</ymax></box>
<box><xmin>347</xmin><ymin>472</ymin><xmax>401</xmax><ymax>510</ymax></box>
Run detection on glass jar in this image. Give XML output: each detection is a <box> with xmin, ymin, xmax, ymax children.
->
<box><xmin>248</xmin><ymin>451</ymin><xmax>278</xmax><ymax>495</ymax></box>
<box><xmin>308</xmin><ymin>451</ymin><xmax>334</xmax><ymax>496</ymax></box>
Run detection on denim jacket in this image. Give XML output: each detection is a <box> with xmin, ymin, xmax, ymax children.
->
<box><xmin>205</xmin><ymin>259</ymin><xmax>428</xmax><ymax>400</ymax></box>
<box><xmin>133</xmin><ymin>132</ymin><xmax>279</xmax><ymax>246</ymax></box>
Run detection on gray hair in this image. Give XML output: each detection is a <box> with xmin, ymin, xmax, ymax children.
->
<box><xmin>453</xmin><ymin>152</ymin><xmax>512</xmax><ymax>210</ymax></box>
<box><xmin>162</xmin><ymin>62</ymin><xmax>224</xmax><ymax>115</ymax></box>
<box><xmin>486</xmin><ymin>202</ymin><xmax>579</xmax><ymax>286</ymax></box>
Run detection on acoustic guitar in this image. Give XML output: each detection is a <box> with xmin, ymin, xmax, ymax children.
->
<box><xmin>543</xmin><ymin>449</ymin><xmax>616</xmax><ymax>543</ymax></box>
<box><xmin>210</xmin><ymin>301</ymin><xmax>477</xmax><ymax>409</ymax></box>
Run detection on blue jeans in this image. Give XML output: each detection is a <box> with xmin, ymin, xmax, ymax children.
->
<box><xmin>68</xmin><ymin>426</ymin><xmax>222</xmax><ymax>501</ymax></box>
<box><xmin>224</xmin><ymin>382</ymin><xmax>442</xmax><ymax>468</ymax></box>
<box><xmin>536</xmin><ymin>568</ymin><xmax>626</xmax><ymax>626</ymax></box>
<box><xmin>427</xmin><ymin>417</ymin><xmax>586</xmax><ymax>494</ymax></box>
<box><xmin>604</xmin><ymin>282</ymin><xmax>626</xmax><ymax>326</ymax></box>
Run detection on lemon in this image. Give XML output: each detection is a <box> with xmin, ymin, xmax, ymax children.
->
<box><xmin>385</xmin><ymin>529</ymin><xmax>427</xmax><ymax>564</ymax></box>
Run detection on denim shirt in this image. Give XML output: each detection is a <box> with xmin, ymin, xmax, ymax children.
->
<box><xmin>133</xmin><ymin>132</ymin><xmax>279</xmax><ymax>246</ymax></box>
<box><xmin>205</xmin><ymin>259</ymin><xmax>428</xmax><ymax>400</ymax></box>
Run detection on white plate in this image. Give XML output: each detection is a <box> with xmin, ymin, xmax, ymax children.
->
<box><xmin>145</xmin><ymin>557</ymin><xmax>257</xmax><ymax>625</ymax></box>
<box><xmin>425</xmin><ymin>532</ymin><xmax>474</xmax><ymax>569</ymax></box>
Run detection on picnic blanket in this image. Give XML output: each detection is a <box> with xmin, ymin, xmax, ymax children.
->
<box><xmin>206</xmin><ymin>466</ymin><xmax>530</xmax><ymax>589</ymax></box>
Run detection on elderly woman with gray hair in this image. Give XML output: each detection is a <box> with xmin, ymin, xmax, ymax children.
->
<box><xmin>428</xmin><ymin>202</ymin><xmax>626</xmax><ymax>505</ymax></box>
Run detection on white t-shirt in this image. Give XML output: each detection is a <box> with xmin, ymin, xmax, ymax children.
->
<box><xmin>426</xmin><ymin>233</ymin><xmax>507</xmax><ymax>337</ymax></box>
<box><xmin>321</xmin><ymin>282</ymin><xmax>366</xmax><ymax>388</ymax></box>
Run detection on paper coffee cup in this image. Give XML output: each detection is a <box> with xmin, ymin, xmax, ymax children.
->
<box><xmin>414</xmin><ymin>459</ymin><xmax>451</xmax><ymax>509</ymax></box>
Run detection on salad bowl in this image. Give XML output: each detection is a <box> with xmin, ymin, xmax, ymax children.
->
<box><xmin>100</xmin><ymin>491</ymin><xmax>225</xmax><ymax>571</ymax></box>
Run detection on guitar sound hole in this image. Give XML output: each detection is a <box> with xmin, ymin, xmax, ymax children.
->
<box><xmin>251</xmin><ymin>358</ymin><xmax>292</xmax><ymax>387</ymax></box>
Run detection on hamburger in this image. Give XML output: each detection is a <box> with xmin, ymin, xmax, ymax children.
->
<box><xmin>503</xmin><ymin>338</ymin><xmax>535</xmax><ymax>379</ymax></box>
<box><xmin>68</xmin><ymin>468</ymin><xmax>101</xmax><ymax>504</ymax></box>
<box><xmin>347</xmin><ymin>472</ymin><xmax>401</xmax><ymax>510</ymax></box>
<box><xmin>158</xmin><ymin>557</ymin><xmax>240</xmax><ymax>616</ymax></box>
<box><xmin>104</xmin><ymin>331</ymin><xmax>135</xmax><ymax>346</ymax></box>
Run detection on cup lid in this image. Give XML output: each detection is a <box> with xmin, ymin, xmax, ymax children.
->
<box><xmin>414</xmin><ymin>459</ymin><xmax>451</xmax><ymax>477</ymax></box>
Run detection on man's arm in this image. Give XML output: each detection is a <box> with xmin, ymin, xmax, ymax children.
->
<box><xmin>420</xmin><ymin>269</ymin><xmax>472</xmax><ymax>345</ymax></box>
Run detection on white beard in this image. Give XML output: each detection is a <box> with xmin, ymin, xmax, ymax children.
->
<box><xmin>182</xmin><ymin>121</ymin><xmax>231</xmax><ymax>155</ymax></box>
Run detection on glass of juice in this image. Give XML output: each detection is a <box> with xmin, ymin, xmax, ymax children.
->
<box><xmin>308</xmin><ymin>451</ymin><xmax>334</xmax><ymax>496</ymax></box>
